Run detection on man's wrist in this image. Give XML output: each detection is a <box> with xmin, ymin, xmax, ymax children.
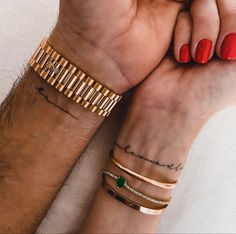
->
<box><xmin>30</xmin><ymin>38</ymin><xmax>123</xmax><ymax>117</ymax></box>
<box><xmin>48</xmin><ymin>26</ymin><xmax>128</xmax><ymax>94</ymax></box>
<box><xmin>24</xmin><ymin>68</ymin><xmax>106</xmax><ymax>126</ymax></box>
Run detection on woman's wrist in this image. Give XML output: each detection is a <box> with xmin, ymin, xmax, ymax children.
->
<box><xmin>104</xmin><ymin>105</ymin><xmax>203</xmax><ymax>203</ymax></box>
<box><xmin>111</xmin><ymin>102</ymin><xmax>205</xmax><ymax>186</ymax></box>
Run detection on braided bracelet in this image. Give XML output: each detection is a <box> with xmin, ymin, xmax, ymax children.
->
<box><xmin>103</xmin><ymin>170</ymin><xmax>170</xmax><ymax>206</ymax></box>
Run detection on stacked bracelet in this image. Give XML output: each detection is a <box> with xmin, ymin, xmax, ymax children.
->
<box><xmin>101</xmin><ymin>150</ymin><xmax>178</xmax><ymax>215</ymax></box>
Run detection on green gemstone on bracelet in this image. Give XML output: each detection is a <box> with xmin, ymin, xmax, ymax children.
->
<box><xmin>116</xmin><ymin>176</ymin><xmax>126</xmax><ymax>188</ymax></box>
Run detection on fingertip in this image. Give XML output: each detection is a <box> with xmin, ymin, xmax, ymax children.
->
<box><xmin>174</xmin><ymin>11</ymin><xmax>192</xmax><ymax>63</ymax></box>
<box><xmin>179</xmin><ymin>44</ymin><xmax>191</xmax><ymax>63</ymax></box>
<box><xmin>194</xmin><ymin>39</ymin><xmax>213</xmax><ymax>64</ymax></box>
<box><xmin>219</xmin><ymin>33</ymin><xmax>236</xmax><ymax>61</ymax></box>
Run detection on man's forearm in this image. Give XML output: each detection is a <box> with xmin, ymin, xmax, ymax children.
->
<box><xmin>0</xmin><ymin>37</ymin><xmax>111</xmax><ymax>232</ymax></box>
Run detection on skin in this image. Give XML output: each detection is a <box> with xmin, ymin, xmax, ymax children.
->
<box><xmin>0</xmin><ymin>0</ymin><xmax>184</xmax><ymax>232</ymax></box>
<box><xmin>52</xmin><ymin>0</ymin><xmax>184</xmax><ymax>93</ymax></box>
<box><xmin>80</xmin><ymin>57</ymin><xmax>236</xmax><ymax>233</ymax></box>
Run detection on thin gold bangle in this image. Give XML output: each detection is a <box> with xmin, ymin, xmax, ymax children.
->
<box><xmin>102</xmin><ymin>175</ymin><xmax>167</xmax><ymax>216</ymax></box>
<box><xmin>110</xmin><ymin>155</ymin><xmax>177</xmax><ymax>190</ymax></box>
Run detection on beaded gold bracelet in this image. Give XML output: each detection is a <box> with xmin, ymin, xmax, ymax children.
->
<box><xmin>102</xmin><ymin>175</ymin><xmax>167</xmax><ymax>216</ymax></box>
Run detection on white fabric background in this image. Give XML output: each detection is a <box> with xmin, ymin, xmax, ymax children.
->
<box><xmin>1</xmin><ymin>1</ymin><xmax>236</xmax><ymax>233</ymax></box>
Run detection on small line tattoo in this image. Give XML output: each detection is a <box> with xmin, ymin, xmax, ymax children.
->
<box><xmin>36</xmin><ymin>87</ymin><xmax>78</xmax><ymax>120</ymax></box>
<box><xmin>115</xmin><ymin>142</ymin><xmax>184</xmax><ymax>171</ymax></box>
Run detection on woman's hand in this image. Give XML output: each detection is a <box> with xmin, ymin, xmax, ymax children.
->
<box><xmin>133</xmin><ymin>59</ymin><xmax>236</xmax><ymax>121</ymax></box>
<box><xmin>49</xmin><ymin>0</ymin><xmax>184</xmax><ymax>93</ymax></box>
<box><xmin>80</xmin><ymin>56</ymin><xmax>236</xmax><ymax>234</ymax></box>
<box><xmin>114</xmin><ymin>58</ymin><xmax>236</xmax><ymax>186</ymax></box>
<box><xmin>174</xmin><ymin>1</ymin><xmax>236</xmax><ymax>64</ymax></box>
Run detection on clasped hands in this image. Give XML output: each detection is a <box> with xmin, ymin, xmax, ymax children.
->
<box><xmin>2</xmin><ymin>1</ymin><xmax>236</xmax><ymax>233</ymax></box>
<box><xmin>60</xmin><ymin>1</ymin><xmax>236</xmax><ymax>232</ymax></box>
<box><xmin>50</xmin><ymin>0</ymin><xmax>236</xmax><ymax>172</ymax></box>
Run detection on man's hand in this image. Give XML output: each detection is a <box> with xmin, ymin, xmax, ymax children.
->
<box><xmin>50</xmin><ymin>0</ymin><xmax>184</xmax><ymax>93</ymax></box>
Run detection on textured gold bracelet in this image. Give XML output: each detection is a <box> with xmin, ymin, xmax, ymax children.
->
<box><xmin>103</xmin><ymin>170</ymin><xmax>170</xmax><ymax>205</ymax></box>
<box><xmin>102</xmin><ymin>175</ymin><xmax>167</xmax><ymax>216</ymax></box>
<box><xmin>29</xmin><ymin>39</ymin><xmax>122</xmax><ymax>117</ymax></box>
<box><xmin>110</xmin><ymin>155</ymin><xmax>177</xmax><ymax>190</ymax></box>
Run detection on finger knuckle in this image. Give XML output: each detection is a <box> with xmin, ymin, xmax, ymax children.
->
<box><xmin>221</xmin><ymin>8</ymin><xmax>236</xmax><ymax>20</ymax></box>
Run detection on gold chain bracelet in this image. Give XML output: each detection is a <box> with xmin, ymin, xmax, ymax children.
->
<box><xmin>29</xmin><ymin>39</ymin><xmax>122</xmax><ymax>117</ymax></box>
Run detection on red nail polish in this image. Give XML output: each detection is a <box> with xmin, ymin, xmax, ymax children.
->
<box><xmin>195</xmin><ymin>39</ymin><xmax>212</xmax><ymax>64</ymax></box>
<box><xmin>220</xmin><ymin>33</ymin><xmax>236</xmax><ymax>60</ymax></box>
<box><xmin>179</xmin><ymin>44</ymin><xmax>191</xmax><ymax>63</ymax></box>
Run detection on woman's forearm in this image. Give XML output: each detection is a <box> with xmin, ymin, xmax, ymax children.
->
<box><xmin>80</xmin><ymin>101</ymin><xmax>204</xmax><ymax>233</ymax></box>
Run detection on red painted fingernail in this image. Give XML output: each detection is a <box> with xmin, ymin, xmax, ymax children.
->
<box><xmin>195</xmin><ymin>39</ymin><xmax>212</xmax><ymax>64</ymax></box>
<box><xmin>179</xmin><ymin>44</ymin><xmax>191</xmax><ymax>63</ymax></box>
<box><xmin>220</xmin><ymin>33</ymin><xmax>236</xmax><ymax>60</ymax></box>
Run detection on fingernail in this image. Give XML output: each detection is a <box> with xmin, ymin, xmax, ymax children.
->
<box><xmin>195</xmin><ymin>39</ymin><xmax>212</xmax><ymax>64</ymax></box>
<box><xmin>220</xmin><ymin>33</ymin><xmax>236</xmax><ymax>60</ymax></box>
<box><xmin>179</xmin><ymin>44</ymin><xmax>191</xmax><ymax>63</ymax></box>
